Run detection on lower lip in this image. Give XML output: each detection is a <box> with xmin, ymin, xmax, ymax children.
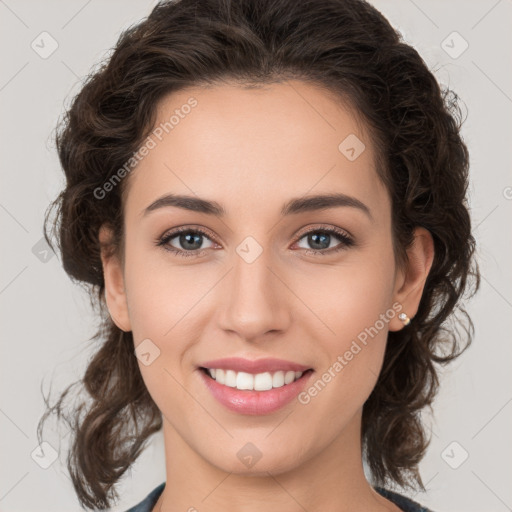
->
<box><xmin>199</xmin><ymin>369</ymin><xmax>313</xmax><ymax>415</ymax></box>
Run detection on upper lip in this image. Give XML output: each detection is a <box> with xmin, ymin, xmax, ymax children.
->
<box><xmin>199</xmin><ymin>357</ymin><xmax>311</xmax><ymax>374</ymax></box>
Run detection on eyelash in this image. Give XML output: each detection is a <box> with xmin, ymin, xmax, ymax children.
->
<box><xmin>156</xmin><ymin>224</ymin><xmax>354</xmax><ymax>258</ymax></box>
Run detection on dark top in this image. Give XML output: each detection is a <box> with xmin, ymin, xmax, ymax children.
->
<box><xmin>124</xmin><ymin>482</ymin><xmax>434</xmax><ymax>511</ymax></box>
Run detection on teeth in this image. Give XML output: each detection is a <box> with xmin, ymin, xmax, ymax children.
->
<box><xmin>272</xmin><ymin>371</ymin><xmax>285</xmax><ymax>388</ymax></box>
<box><xmin>284</xmin><ymin>371</ymin><xmax>295</xmax><ymax>385</ymax></box>
<box><xmin>206</xmin><ymin>368</ymin><xmax>304</xmax><ymax>390</ymax></box>
<box><xmin>254</xmin><ymin>372</ymin><xmax>273</xmax><ymax>391</ymax></box>
<box><xmin>214</xmin><ymin>369</ymin><xmax>224</xmax><ymax>383</ymax></box>
<box><xmin>225</xmin><ymin>369</ymin><xmax>237</xmax><ymax>387</ymax></box>
<box><xmin>236</xmin><ymin>371</ymin><xmax>253</xmax><ymax>390</ymax></box>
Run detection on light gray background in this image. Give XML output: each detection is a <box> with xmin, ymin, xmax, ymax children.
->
<box><xmin>1</xmin><ymin>1</ymin><xmax>511</xmax><ymax>511</ymax></box>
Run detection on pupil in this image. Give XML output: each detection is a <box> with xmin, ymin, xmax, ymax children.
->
<box><xmin>310</xmin><ymin>233</ymin><xmax>329</xmax><ymax>250</ymax></box>
<box><xmin>181</xmin><ymin>233</ymin><xmax>202</xmax><ymax>250</ymax></box>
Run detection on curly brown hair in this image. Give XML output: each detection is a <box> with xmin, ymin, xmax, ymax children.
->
<box><xmin>37</xmin><ymin>0</ymin><xmax>480</xmax><ymax>509</ymax></box>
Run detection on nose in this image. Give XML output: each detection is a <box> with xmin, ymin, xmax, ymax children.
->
<box><xmin>217</xmin><ymin>247</ymin><xmax>291</xmax><ymax>342</ymax></box>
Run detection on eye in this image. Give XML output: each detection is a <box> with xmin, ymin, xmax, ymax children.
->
<box><xmin>156</xmin><ymin>224</ymin><xmax>354</xmax><ymax>258</ymax></box>
<box><xmin>157</xmin><ymin>226</ymin><xmax>216</xmax><ymax>258</ymax></box>
<box><xmin>293</xmin><ymin>225</ymin><xmax>354</xmax><ymax>256</ymax></box>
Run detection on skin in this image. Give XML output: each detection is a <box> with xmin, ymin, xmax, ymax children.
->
<box><xmin>100</xmin><ymin>80</ymin><xmax>434</xmax><ymax>512</ymax></box>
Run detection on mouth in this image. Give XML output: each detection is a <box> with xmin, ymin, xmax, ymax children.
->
<box><xmin>197</xmin><ymin>360</ymin><xmax>314</xmax><ymax>415</ymax></box>
<box><xmin>199</xmin><ymin>367</ymin><xmax>313</xmax><ymax>391</ymax></box>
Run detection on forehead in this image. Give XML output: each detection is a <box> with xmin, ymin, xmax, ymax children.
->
<box><xmin>123</xmin><ymin>80</ymin><xmax>389</xmax><ymax>222</ymax></box>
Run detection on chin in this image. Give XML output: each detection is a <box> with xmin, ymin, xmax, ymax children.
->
<box><xmin>203</xmin><ymin>441</ymin><xmax>309</xmax><ymax>476</ymax></box>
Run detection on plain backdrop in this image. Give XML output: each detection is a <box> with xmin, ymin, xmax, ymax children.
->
<box><xmin>1</xmin><ymin>1</ymin><xmax>511</xmax><ymax>511</ymax></box>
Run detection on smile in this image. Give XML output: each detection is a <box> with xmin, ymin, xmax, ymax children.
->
<box><xmin>203</xmin><ymin>368</ymin><xmax>305</xmax><ymax>391</ymax></box>
<box><xmin>198</xmin><ymin>360</ymin><xmax>314</xmax><ymax>415</ymax></box>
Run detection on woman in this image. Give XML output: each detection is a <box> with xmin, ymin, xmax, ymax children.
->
<box><xmin>38</xmin><ymin>0</ymin><xmax>479</xmax><ymax>511</ymax></box>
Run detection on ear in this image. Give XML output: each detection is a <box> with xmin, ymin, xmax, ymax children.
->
<box><xmin>99</xmin><ymin>224</ymin><xmax>131</xmax><ymax>332</ymax></box>
<box><xmin>389</xmin><ymin>227</ymin><xmax>435</xmax><ymax>331</ymax></box>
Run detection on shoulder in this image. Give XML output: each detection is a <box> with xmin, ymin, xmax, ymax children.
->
<box><xmin>124</xmin><ymin>482</ymin><xmax>166</xmax><ymax>512</ymax></box>
<box><xmin>374</xmin><ymin>486</ymin><xmax>435</xmax><ymax>512</ymax></box>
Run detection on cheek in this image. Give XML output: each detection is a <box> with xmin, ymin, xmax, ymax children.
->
<box><xmin>123</xmin><ymin>255</ymin><xmax>197</xmax><ymax>414</ymax></box>
<box><xmin>301</xmin><ymin>243</ymin><xmax>396</xmax><ymax>402</ymax></box>
<box><xmin>304</xmin><ymin>240</ymin><xmax>396</xmax><ymax>343</ymax></box>
<box><xmin>121</xmin><ymin>247</ymin><xmax>193</xmax><ymax>392</ymax></box>
<box><xmin>122</xmin><ymin>244</ymin><xmax>215</xmax><ymax>388</ymax></box>
<box><xmin>123</xmin><ymin>242</ymin><xmax>195</xmax><ymax>337</ymax></box>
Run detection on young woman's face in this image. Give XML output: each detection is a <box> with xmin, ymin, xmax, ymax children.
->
<box><xmin>102</xmin><ymin>80</ymin><xmax>431</xmax><ymax>477</ymax></box>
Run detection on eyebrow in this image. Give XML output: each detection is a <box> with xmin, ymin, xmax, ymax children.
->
<box><xmin>142</xmin><ymin>192</ymin><xmax>372</xmax><ymax>220</ymax></box>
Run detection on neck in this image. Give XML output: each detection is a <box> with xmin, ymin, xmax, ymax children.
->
<box><xmin>155</xmin><ymin>409</ymin><xmax>397</xmax><ymax>512</ymax></box>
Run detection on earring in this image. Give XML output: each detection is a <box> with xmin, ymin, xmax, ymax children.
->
<box><xmin>398</xmin><ymin>312</ymin><xmax>411</xmax><ymax>326</ymax></box>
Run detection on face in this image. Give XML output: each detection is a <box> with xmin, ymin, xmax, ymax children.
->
<box><xmin>101</xmin><ymin>80</ymin><xmax>432</xmax><ymax>477</ymax></box>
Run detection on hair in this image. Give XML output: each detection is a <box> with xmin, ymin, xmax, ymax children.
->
<box><xmin>38</xmin><ymin>0</ymin><xmax>480</xmax><ymax>509</ymax></box>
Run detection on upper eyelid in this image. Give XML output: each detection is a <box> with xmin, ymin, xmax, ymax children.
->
<box><xmin>293</xmin><ymin>223</ymin><xmax>352</xmax><ymax>240</ymax></box>
<box><xmin>161</xmin><ymin>225</ymin><xmax>217</xmax><ymax>243</ymax></box>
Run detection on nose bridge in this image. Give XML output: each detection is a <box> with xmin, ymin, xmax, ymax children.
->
<box><xmin>217</xmin><ymin>238</ymin><xmax>290</xmax><ymax>340</ymax></box>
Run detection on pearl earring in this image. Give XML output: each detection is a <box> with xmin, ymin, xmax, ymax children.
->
<box><xmin>398</xmin><ymin>312</ymin><xmax>411</xmax><ymax>326</ymax></box>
